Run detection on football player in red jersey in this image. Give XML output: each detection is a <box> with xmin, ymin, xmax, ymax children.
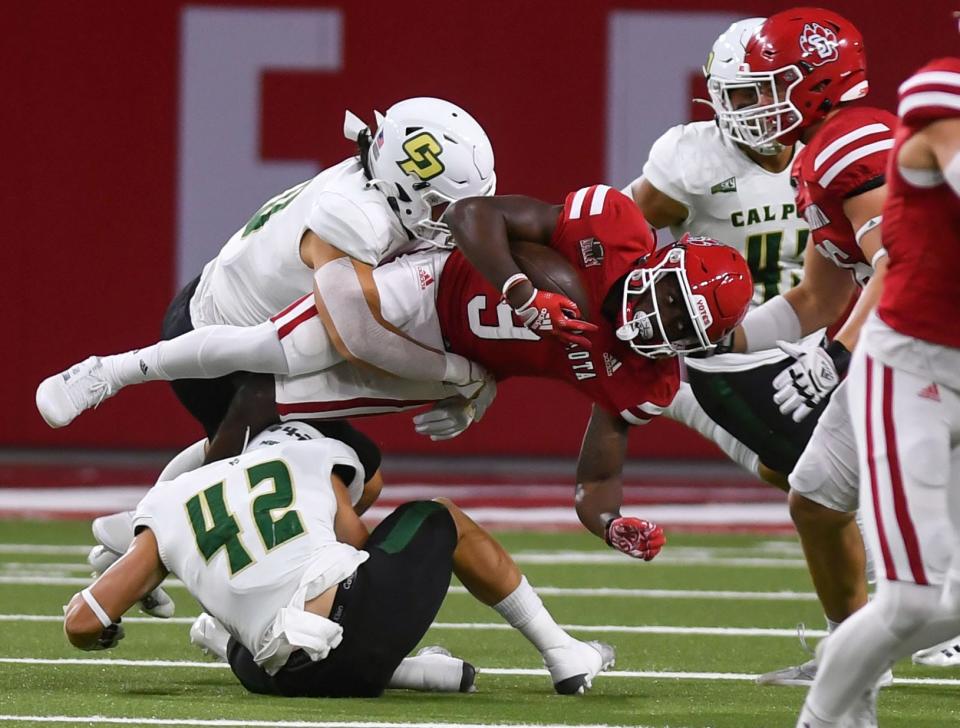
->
<box><xmin>706</xmin><ymin>7</ymin><xmax>898</xmax><ymax>686</ymax></box>
<box><xmin>42</xmin><ymin>185</ymin><xmax>753</xmax><ymax>562</ymax></box>
<box><xmin>796</xmin><ymin>57</ymin><xmax>960</xmax><ymax>727</ymax></box>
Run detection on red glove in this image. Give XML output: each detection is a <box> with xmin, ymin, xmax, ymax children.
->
<box><xmin>514</xmin><ymin>288</ymin><xmax>599</xmax><ymax>349</ymax></box>
<box><xmin>604</xmin><ymin>516</ymin><xmax>665</xmax><ymax>561</ymax></box>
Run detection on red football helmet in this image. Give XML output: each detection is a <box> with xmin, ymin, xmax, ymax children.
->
<box><xmin>713</xmin><ymin>7</ymin><xmax>868</xmax><ymax>149</ymax></box>
<box><xmin>617</xmin><ymin>235</ymin><xmax>753</xmax><ymax>358</ymax></box>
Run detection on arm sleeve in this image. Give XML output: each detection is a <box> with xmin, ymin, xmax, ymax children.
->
<box><xmin>314</xmin><ymin>258</ymin><xmax>475</xmax><ymax>386</ymax></box>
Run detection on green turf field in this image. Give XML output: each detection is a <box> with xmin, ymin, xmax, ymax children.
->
<box><xmin>0</xmin><ymin>519</ymin><xmax>957</xmax><ymax>728</ymax></box>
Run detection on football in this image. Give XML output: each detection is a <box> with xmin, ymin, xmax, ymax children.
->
<box><xmin>510</xmin><ymin>241</ymin><xmax>591</xmax><ymax>319</ymax></box>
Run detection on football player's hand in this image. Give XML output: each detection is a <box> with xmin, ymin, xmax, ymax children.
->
<box><xmin>414</xmin><ymin>375</ymin><xmax>497</xmax><ymax>441</ymax></box>
<box><xmin>514</xmin><ymin>289</ymin><xmax>598</xmax><ymax>349</ymax></box>
<box><xmin>604</xmin><ymin>516</ymin><xmax>665</xmax><ymax>561</ymax></box>
<box><xmin>773</xmin><ymin>339</ymin><xmax>850</xmax><ymax>422</ymax></box>
<box><xmin>83</xmin><ymin>621</ymin><xmax>125</xmax><ymax>651</ymax></box>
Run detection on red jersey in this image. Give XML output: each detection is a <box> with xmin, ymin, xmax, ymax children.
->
<box><xmin>791</xmin><ymin>106</ymin><xmax>897</xmax><ymax>286</ymax></box>
<box><xmin>877</xmin><ymin>58</ymin><xmax>960</xmax><ymax>349</ymax></box>
<box><xmin>437</xmin><ymin>185</ymin><xmax>680</xmax><ymax>425</ymax></box>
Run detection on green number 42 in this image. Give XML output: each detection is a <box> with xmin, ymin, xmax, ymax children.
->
<box><xmin>186</xmin><ymin>460</ymin><xmax>305</xmax><ymax>576</ymax></box>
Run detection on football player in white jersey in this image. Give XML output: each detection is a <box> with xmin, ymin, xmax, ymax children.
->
<box><xmin>38</xmin><ymin>97</ymin><xmax>501</xmax><ymax>439</ymax></box>
<box><xmin>63</xmin><ymin>421</ymin><xmax>615</xmax><ymax>697</ymax></box>
<box><xmin>626</xmin><ymin>17</ymin><xmax>813</xmax><ymax>490</ymax></box>
<box><xmin>625</xmin><ymin>17</ymin><xmax>883</xmax><ymax>686</ymax></box>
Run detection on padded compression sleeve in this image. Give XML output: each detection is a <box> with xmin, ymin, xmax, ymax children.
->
<box><xmin>313</xmin><ymin>257</ymin><xmax>472</xmax><ymax>385</ymax></box>
<box><xmin>740</xmin><ymin>295</ymin><xmax>803</xmax><ymax>353</ymax></box>
<box><xmin>101</xmin><ymin>322</ymin><xmax>290</xmax><ymax>391</ymax></box>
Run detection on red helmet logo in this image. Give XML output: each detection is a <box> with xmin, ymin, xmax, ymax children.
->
<box><xmin>798</xmin><ymin>22</ymin><xmax>839</xmax><ymax>66</ymax></box>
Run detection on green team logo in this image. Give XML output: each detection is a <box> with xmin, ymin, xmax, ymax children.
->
<box><xmin>710</xmin><ymin>177</ymin><xmax>737</xmax><ymax>194</ymax></box>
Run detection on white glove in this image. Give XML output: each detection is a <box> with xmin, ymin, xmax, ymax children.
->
<box><xmin>772</xmin><ymin>338</ymin><xmax>850</xmax><ymax>423</ymax></box>
<box><xmin>413</xmin><ymin>375</ymin><xmax>497</xmax><ymax>441</ymax></box>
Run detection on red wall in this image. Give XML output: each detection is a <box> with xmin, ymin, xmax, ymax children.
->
<box><xmin>8</xmin><ymin>0</ymin><xmax>957</xmax><ymax>454</ymax></box>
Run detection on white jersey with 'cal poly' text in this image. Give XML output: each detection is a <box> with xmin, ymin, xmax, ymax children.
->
<box><xmin>132</xmin><ymin>437</ymin><xmax>367</xmax><ymax>669</ymax></box>
<box><xmin>643</xmin><ymin>121</ymin><xmax>809</xmax><ymax>306</ymax></box>
<box><xmin>642</xmin><ymin>121</ymin><xmax>813</xmax><ymax>371</ymax></box>
<box><xmin>189</xmin><ymin>157</ymin><xmax>412</xmax><ymax>328</ymax></box>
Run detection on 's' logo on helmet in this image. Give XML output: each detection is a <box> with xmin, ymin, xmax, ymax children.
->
<box><xmin>398</xmin><ymin>132</ymin><xmax>445</xmax><ymax>181</ymax></box>
<box><xmin>798</xmin><ymin>23</ymin><xmax>839</xmax><ymax>66</ymax></box>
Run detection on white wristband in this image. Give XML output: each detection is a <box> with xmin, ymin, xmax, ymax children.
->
<box><xmin>740</xmin><ymin>295</ymin><xmax>802</xmax><ymax>353</ymax></box>
<box><xmin>870</xmin><ymin>247</ymin><xmax>888</xmax><ymax>268</ymax></box>
<box><xmin>80</xmin><ymin>588</ymin><xmax>114</xmax><ymax>628</ymax></box>
<box><xmin>516</xmin><ymin>286</ymin><xmax>538</xmax><ymax>312</ymax></box>
<box><xmin>855</xmin><ymin>216</ymin><xmax>882</xmax><ymax>246</ymax></box>
<box><xmin>501</xmin><ymin>273</ymin><xmax>530</xmax><ymax>299</ymax></box>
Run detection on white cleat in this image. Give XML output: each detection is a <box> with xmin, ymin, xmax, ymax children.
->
<box><xmin>89</xmin><ymin>511</ymin><xmax>175</xmax><ymax>618</ymax></box>
<box><xmin>36</xmin><ymin>356</ymin><xmax>116</xmax><ymax>428</ymax></box>
<box><xmin>543</xmin><ymin>639</ymin><xmax>615</xmax><ymax>695</ymax></box>
<box><xmin>758</xmin><ymin>624</ymin><xmax>892</xmax><ymax>687</ymax></box>
<box><xmin>190</xmin><ymin>613</ymin><xmax>230</xmax><ymax>662</ymax></box>
<box><xmin>912</xmin><ymin>637</ymin><xmax>960</xmax><ymax>667</ymax></box>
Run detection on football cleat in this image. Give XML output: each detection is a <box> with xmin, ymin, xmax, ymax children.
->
<box><xmin>912</xmin><ymin>638</ymin><xmax>960</xmax><ymax>667</ymax></box>
<box><xmin>36</xmin><ymin>356</ymin><xmax>116</xmax><ymax>428</ymax></box>
<box><xmin>190</xmin><ymin>613</ymin><xmax>230</xmax><ymax>662</ymax></box>
<box><xmin>543</xmin><ymin>639</ymin><xmax>615</xmax><ymax>695</ymax></box>
<box><xmin>89</xmin><ymin>511</ymin><xmax>176</xmax><ymax>619</ymax></box>
<box><xmin>757</xmin><ymin>624</ymin><xmax>892</xmax><ymax>688</ymax></box>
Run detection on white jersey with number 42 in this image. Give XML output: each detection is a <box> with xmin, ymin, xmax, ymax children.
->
<box><xmin>132</xmin><ymin>437</ymin><xmax>367</xmax><ymax>661</ymax></box>
<box><xmin>190</xmin><ymin>158</ymin><xmax>412</xmax><ymax>328</ymax></box>
<box><xmin>643</xmin><ymin>121</ymin><xmax>810</xmax><ymax>306</ymax></box>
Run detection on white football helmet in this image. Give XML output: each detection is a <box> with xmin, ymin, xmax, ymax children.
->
<box><xmin>344</xmin><ymin>97</ymin><xmax>496</xmax><ymax>247</ymax></box>
<box><xmin>702</xmin><ymin>17</ymin><xmax>784</xmax><ymax>156</ymax></box>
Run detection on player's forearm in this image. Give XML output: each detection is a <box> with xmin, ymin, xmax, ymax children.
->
<box><xmin>575</xmin><ymin>479</ymin><xmax>624</xmax><ymax>539</ymax></box>
<box><xmin>445</xmin><ymin>197</ymin><xmax>531</xmax><ymax>307</ymax></box>
<box><xmin>313</xmin><ymin>258</ymin><xmax>473</xmax><ymax>385</ymax></box>
<box><xmin>833</xmin><ymin>257</ymin><xmax>887</xmax><ymax>352</ymax></box>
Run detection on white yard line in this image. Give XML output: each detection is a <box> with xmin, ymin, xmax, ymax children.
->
<box><xmin>0</xmin><ymin>545</ymin><xmax>90</xmax><ymax>555</ymax></box>
<box><xmin>0</xmin><ymin>718</ymin><xmax>643</xmax><ymax>728</ymax></box>
<box><xmin>0</xmin><ymin>659</ymin><xmax>955</xmax><ymax>687</ymax></box>
<box><xmin>0</xmin><ymin>614</ymin><xmax>827</xmax><ymax>638</ymax></box>
<box><xmin>0</xmin><ymin>575</ymin><xmax>816</xmax><ymax>601</ymax></box>
<box><xmin>0</xmin><ymin>544</ymin><xmax>807</xmax><ymax>568</ymax></box>
<box><xmin>0</xmin><ymin>717</ymin><xmax>649</xmax><ymax>728</ymax></box>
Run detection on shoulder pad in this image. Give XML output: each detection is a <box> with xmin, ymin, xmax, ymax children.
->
<box><xmin>307</xmin><ymin>191</ymin><xmax>393</xmax><ymax>266</ymax></box>
<box><xmin>808</xmin><ymin>108</ymin><xmax>896</xmax><ymax>195</ymax></box>
<box><xmin>898</xmin><ymin>58</ymin><xmax>960</xmax><ymax>129</ymax></box>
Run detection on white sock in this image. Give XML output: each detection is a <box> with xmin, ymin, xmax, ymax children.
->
<box><xmin>157</xmin><ymin>439</ymin><xmax>208</xmax><ymax>482</ymax></box>
<box><xmin>100</xmin><ymin>322</ymin><xmax>289</xmax><ymax>390</ymax></box>
<box><xmin>493</xmin><ymin>577</ymin><xmax>572</xmax><ymax>652</ymax></box>
<box><xmin>664</xmin><ymin>382</ymin><xmax>761</xmax><ymax>476</ymax></box>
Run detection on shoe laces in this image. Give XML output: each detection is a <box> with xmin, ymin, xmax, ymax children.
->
<box><xmin>796</xmin><ymin>622</ymin><xmax>815</xmax><ymax>657</ymax></box>
<box><xmin>68</xmin><ymin>365</ymin><xmax>111</xmax><ymax>411</ymax></box>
